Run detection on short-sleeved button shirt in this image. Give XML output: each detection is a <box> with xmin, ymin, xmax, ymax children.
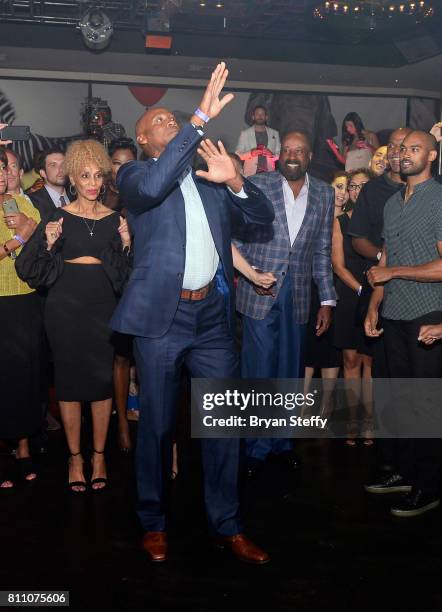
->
<box><xmin>382</xmin><ymin>178</ymin><xmax>442</xmax><ymax>321</ymax></box>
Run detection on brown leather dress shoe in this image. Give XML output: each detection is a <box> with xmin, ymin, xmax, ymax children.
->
<box><xmin>216</xmin><ymin>534</ymin><xmax>270</xmax><ymax>564</ymax></box>
<box><xmin>141</xmin><ymin>531</ymin><xmax>168</xmax><ymax>562</ymax></box>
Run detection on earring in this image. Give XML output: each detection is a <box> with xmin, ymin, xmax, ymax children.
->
<box><xmin>99</xmin><ymin>185</ymin><xmax>106</xmax><ymax>199</ymax></box>
<box><xmin>69</xmin><ymin>184</ymin><xmax>76</xmax><ymax>196</ymax></box>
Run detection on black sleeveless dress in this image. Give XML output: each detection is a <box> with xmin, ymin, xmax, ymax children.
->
<box><xmin>44</xmin><ymin>210</ymin><xmax>122</xmax><ymax>401</ymax></box>
<box><xmin>333</xmin><ymin>213</ymin><xmax>369</xmax><ymax>353</ymax></box>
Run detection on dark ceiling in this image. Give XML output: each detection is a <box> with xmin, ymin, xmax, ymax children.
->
<box><xmin>0</xmin><ymin>0</ymin><xmax>441</xmax><ymax>68</ymax></box>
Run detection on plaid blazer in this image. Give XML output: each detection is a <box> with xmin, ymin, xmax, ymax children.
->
<box><xmin>234</xmin><ymin>171</ymin><xmax>336</xmax><ymax>323</ymax></box>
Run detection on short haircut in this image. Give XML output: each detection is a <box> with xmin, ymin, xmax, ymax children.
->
<box><xmin>253</xmin><ymin>105</ymin><xmax>267</xmax><ymax>115</ymax></box>
<box><xmin>65</xmin><ymin>139</ymin><xmax>111</xmax><ymax>177</ymax></box>
<box><xmin>348</xmin><ymin>167</ymin><xmax>373</xmax><ymax>181</ymax></box>
<box><xmin>281</xmin><ymin>130</ymin><xmax>313</xmax><ymax>152</ymax></box>
<box><xmin>108</xmin><ymin>137</ymin><xmax>138</xmax><ymax>159</ymax></box>
<box><xmin>37</xmin><ymin>146</ymin><xmax>65</xmax><ymax>173</ymax></box>
<box><xmin>5</xmin><ymin>148</ymin><xmax>23</xmax><ymax>170</ymax></box>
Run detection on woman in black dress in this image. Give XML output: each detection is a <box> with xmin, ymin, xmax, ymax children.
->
<box><xmin>17</xmin><ymin>140</ymin><xmax>131</xmax><ymax>491</ymax></box>
<box><xmin>304</xmin><ymin>172</ymin><xmax>348</xmax><ymax>417</ymax></box>
<box><xmin>332</xmin><ymin>172</ymin><xmax>373</xmax><ymax>446</ymax></box>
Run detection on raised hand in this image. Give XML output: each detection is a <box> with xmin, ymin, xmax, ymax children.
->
<box><xmin>197</xmin><ymin>62</ymin><xmax>234</xmax><ymax>121</ymax></box>
<box><xmin>45</xmin><ymin>217</ymin><xmax>63</xmax><ymax>250</ymax></box>
<box><xmin>430</xmin><ymin>122</ymin><xmax>442</xmax><ymax>143</ymax></box>
<box><xmin>0</xmin><ymin>123</ymin><xmax>12</xmax><ymax>146</ymax></box>
<box><xmin>196</xmin><ymin>139</ymin><xmax>238</xmax><ymax>184</ymax></box>
<box><xmin>118</xmin><ymin>216</ymin><xmax>131</xmax><ymax>248</ymax></box>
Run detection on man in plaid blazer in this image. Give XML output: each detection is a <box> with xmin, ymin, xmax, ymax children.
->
<box><xmin>235</xmin><ymin>131</ymin><xmax>336</xmax><ymax>469</ymax></box>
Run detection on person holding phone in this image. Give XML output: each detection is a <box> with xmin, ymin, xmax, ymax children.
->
<box><xmin>0</xmin><ymin>145</ymin><xmax>42</xmax><ymax>488</ymax></box>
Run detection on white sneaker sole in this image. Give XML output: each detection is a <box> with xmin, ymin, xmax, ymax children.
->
<box><xmin>391</xmin><ymin>499</ymin><xmax>440</xmax><ymax>517</ymax></box>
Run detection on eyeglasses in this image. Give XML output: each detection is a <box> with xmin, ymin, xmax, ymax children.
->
<box><xmin>348</xmin><ymin>182</ymin><xmax>368</xmax><ymax>191</ymax></box>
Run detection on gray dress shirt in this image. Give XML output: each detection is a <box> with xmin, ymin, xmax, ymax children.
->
<box><xmin>382</xmin><ymin>178</ymin><xmax>442</xmax><ymax>321</ymax></box>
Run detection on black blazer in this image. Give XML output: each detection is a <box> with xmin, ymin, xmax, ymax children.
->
<box><xmin>27</xmin><ymin>186</ymin><xmax>72</xmax><ymax>223</ymax></box>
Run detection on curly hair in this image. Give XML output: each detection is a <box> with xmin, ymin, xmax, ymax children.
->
<box><xmin>65</xmin><ymin>139</ymin><xmax>111</xmax><ymax>178</ymax></box>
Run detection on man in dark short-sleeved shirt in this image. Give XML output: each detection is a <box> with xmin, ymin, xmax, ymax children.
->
<box><xmin>364</xmin><ymin>130</ymin><xmax>442</xmax><ymax>518</ymax></box>
<box><xmin>348</xmin><ymin>128</ymin><xmax>411</xmax><ymax>377</ymax></box>
<box><xmin>349</xmin><ymin>128</ymin><xmax>412</xmax><ymax>266</ymax></box>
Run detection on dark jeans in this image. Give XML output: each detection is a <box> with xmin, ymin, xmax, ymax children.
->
<box><xmin>383</xmin><ymin>311</ymin><xmax>442</xmax><ymax>496</ymax></box>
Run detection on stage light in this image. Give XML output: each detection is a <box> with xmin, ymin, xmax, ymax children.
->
<box><xmin>79</xmin><ymin>9</ymin><xmax>113</xmax><ymax>51</ymax></box>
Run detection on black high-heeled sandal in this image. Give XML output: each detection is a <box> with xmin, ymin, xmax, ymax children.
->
<box><xmin>68</xmin><ymin>452</ymin><xmax>86</xmax><ymax>494</ymax></box>
<box><xmin>91</xmin><ymin>449</ymin><xmax>108</xmax><ymax>491</ymax></box>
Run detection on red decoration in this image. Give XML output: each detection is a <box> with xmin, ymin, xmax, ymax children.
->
<box><xmin>128</xmin><ymin>86</ymin><xmax>167</xmax><ymax>107</ymax></box>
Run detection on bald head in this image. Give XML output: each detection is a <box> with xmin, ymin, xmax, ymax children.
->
<box><xmin>388</xmin><ymin>127</ymin><xmax>412</xmax><ymax>145</ymax></box>
<box><xmin>278</xmin><ymin>131</ymin><xmax>313</xmax><ymax>182</ymax></box>
<box><xmin>400</xmin><ymin>129</ymin><xmax>438</xmax><ymax>178</ymax></box>
<box><xmin>135</xmin><ymin>107</ymin><xmax>179</xmax><ymax>158</ymax></box>
<box><xmin>387</xmin><ymin>127</ymin><xmax>412</xmax><ymax>174</ymax></box>
<box><xmin>403</xmin><ymin>130</ymin><xmax>438</xmax><ymax>152</ymax></box>
<box><xmin>281</xmin><ymin>131</ymin><xmax>312</xmax><ymax>153</ymax></box>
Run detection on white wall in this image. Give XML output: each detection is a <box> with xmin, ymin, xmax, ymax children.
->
<box><xmin>1</xmin><ymin>78</ymin><xmax>409</xmax><ymax>152</ymax></box>
<box><xmin>329</xmin><ymin>95</ymin><xmax>407</xmax><ymax>143</ymax></box>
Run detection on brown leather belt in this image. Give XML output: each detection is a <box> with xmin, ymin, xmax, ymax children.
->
<box><xmin>180</xmin><ymin>280</ymin><xmax>215</xmax><ymax>301</ymax></box>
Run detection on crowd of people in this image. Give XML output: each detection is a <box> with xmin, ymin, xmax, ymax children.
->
<box><xmin>1</xmin><ymin>63</ymin><xmax>442</xmax><ymax>564</ymax></box>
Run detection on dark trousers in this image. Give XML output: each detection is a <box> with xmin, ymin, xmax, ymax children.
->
<box><xmin>383</xmin><ymin>311</ymin><xmax>442</xmax><ymax>496</ymax></box>
<box><xmin>241</xmin><ymin>275</ymin><xmax>307</xmax><ymax>461</ymax></box>
<box><xmin>134</xmin><ymin>287</ymin><xmax>242</xmax><ymax>535</ymax></box>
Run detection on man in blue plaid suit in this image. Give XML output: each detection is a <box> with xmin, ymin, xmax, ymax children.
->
<box><xmin>235</xmin><ymin>131</ymin><xmax>336</xmax><ymax>469</ymax></box>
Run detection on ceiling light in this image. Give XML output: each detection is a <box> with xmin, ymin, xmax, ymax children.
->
<box><xmin>312</xmin><ymin>1</ymin><xmax>435</xmax><ymax>30</ymax></box>
<box><xmin>79</xmin><ymin>9</ymin><xmax>113</xmax><ymax>51</ymax></box>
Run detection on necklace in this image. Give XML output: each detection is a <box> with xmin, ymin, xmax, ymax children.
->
<box><xmin>82</xmin><ymin>216</ymin><xmax>97</xmax><ymax>237</ymax></box>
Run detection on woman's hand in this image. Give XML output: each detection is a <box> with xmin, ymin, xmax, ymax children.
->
<box><xmin>251</xmin><ymin>269</ymin><xmax>276</xmax><ymax>289</ymax></box>
<box><xmin>118</xmin><ymin>216</ymin><xmax>131</xmax><ymax>247</ymax></box>
<box><xmin>45</xmin><ymin>218</ymin><xmax>63</xmax><ymax>250</ymax></box>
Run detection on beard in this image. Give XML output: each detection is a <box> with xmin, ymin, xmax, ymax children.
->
<box><xmin>277</xmin><ymin>159</ymin><xmax>306</xmax><ymax>182</ymax></box>
<box><xmin>400</xmin><ymin>159</ymin><xmax>427</xmax><ymax>176</ymax></box>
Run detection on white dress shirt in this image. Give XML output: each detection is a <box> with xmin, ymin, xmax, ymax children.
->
<box><xmin>282</xmin><ymin>173</ymin><xmax>335</xmax><ymax>307</ymax></box>
<box><xmin>44</xmin><ymin>184</ymin><xmax>68</xmax><ymax>208</ymax></box>
<box><xmin>178</xmin><ymin>167</ymin><xmax>247</xmax><ymax>291</ymax></box>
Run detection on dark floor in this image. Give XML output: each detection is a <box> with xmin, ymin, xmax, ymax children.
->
<box><xmin>1</xmin><ymin>417</ymin><xmax>442</xmax><ymax>612</ymax></box>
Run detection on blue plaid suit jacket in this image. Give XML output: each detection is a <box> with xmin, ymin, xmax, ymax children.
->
<box><xmin>234</xmin><ymin>171</ymin><xmax>336</xmax><ymax>323</ymax></box>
